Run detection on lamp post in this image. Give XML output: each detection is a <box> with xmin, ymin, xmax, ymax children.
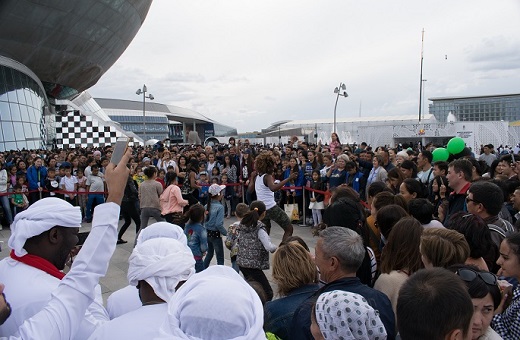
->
<box><xmin>136</xmin><ymin>84</ymin><xmax>154</xmax><ymax>141</ymax></box>
<box><xmin>333</xmin><ymin>82</ymin><xmax>348</xmax><ymax>133</ymax></box>
<box><xmin>421</xmin><ymin>79</ymin><xmax>427</xmax><ymax>120</ymax></box>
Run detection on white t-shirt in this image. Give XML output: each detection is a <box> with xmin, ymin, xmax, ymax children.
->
<box><xmin>60</xmin><ymin>175</ymin><xmax>78</xmax><ymax>198</ymax></box>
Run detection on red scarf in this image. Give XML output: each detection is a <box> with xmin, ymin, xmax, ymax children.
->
<box><xmin>10</xmin><ymin>250</ymin><xmax>65</xmax><ymax>280</ymax></box>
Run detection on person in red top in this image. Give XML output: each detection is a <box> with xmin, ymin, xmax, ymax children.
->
<box><xmin>444</xmin><ymin>158</ymin><xmax>473</xmax><ymax>224</ymax></box>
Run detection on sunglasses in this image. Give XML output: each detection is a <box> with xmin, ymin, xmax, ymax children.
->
<box><xmin>465</xmin><ymin>196</ymin><xmax>480</xmax><ymax>204</ymax></box>
<box><xmin>456</xmin><ymin>268</ymin><xmax>497</xmax><ymax>286</ymax></box>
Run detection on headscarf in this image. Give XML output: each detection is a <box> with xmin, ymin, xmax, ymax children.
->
<box><xmin>127</xmin><ymin>238</ymin><xmax>195</xmax><ymax>302</ymax></box>
<box><xmin>136</xmin><ymin>222</ymin><xmax>187</xmax><ymax>246</ymax></box>
<box><xmin>9</xmin><ymin>197</ymin><xmax>81</xmax><ymax>256</ymax></box>
<box><xmin>315</xmin><ymin>290</ymin><xmax>387</xmax><ymax>340</ymax></box>
<box><xmin>157</xmin><ymin>266</ymin><xmax>265</xmax><ymax>340</ymax></box>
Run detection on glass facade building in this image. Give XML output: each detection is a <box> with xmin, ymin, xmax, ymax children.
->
<box><xmin>0</xmin><ymin>57</ymin><xmax>47</xmax><ymax>151</ymax></box>
<box><xmin>110</xmin><ymin>114</ymin><xmax>169</xmax><ymax>141</ymax></box>
<box><xmin>429</xmin><ymin>94</ymin><xmax>520</xmax><ymax>122</ymax></box>
<box><xmin>95</xmin><ymin>98</ymin><xmax>237</xmax><ymax>143</ymax></box>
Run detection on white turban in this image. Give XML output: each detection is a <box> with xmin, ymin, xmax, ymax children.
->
<box><xmin>315</xmin><ymin>290</ymin><xmax>387</xmax><ymax>340</ymax></box>
<box><xmin>158</xmin><ymin>266</ymin><xmax>265</xmax><ymax>340</ymax></box>
<box><xmin>127</xmin><ymin>238</ymin><xmax>195</xmax><ymax>302</ymax></box>
<box><xmin>137</xmin><ymin>222</ymin><xmax>187</xmax><ymax>246</ymax></box>
<box><xmin>9</xmin><ymin>197</ymin><xmax>81</xmax><ymax>256</ymax></box>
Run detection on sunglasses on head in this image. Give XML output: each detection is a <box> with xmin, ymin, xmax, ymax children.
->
<box><xmin>456</xmin><ymin>268</ymin><xmax>497</xmax><ymax>286</ymax></box>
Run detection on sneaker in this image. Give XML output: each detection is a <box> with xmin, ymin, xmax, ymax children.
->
<box><xmin>117</xmin><ymin>239</ymin><xmax>128</xmax><ymax>245</ymax></box>
<box><xmin>83</xmin><ymin>218</ymin><xmax>92</xmax><ymax>223</ymax></box>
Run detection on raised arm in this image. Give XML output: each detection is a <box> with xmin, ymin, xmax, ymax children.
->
<box><xmin>14</xmin><ymin>149</ymin><xmax>131</xmax><ymax>340</ymax></box>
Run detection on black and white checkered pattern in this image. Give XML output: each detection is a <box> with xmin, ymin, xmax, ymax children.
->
<box><xmin>54</xmin><ymin>111</ymin><xmax>119</xmax><ymax>148</ymax></box>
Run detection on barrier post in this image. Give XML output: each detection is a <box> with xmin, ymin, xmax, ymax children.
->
<box><xmin>299</xmin><ymin>186</ymin><xmax>307</xmax><ymax>227</ymax></box>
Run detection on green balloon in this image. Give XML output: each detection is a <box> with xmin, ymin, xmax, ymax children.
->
<box><xmin>432</xmin><ymin>147</ymin><xmax>450</xmax><ymax>162</ymax></box>
<box><xmin>447</xmin><ymin>137</ymin><xmax>465</xmax><ymax>154</ymax></box>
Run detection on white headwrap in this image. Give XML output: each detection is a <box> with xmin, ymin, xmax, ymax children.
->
<box><xmin>127</xmin><ymin>238</ymin><xmax>195</xmax><ymax>302</ymax></box>
<box><xmin>9</xmin><ymin>197</ymin><xmax>81</xmax><ymax>256</ymax></box>
<box><xmin>137</xmin><ymin>222</ymin><xmax>187</xmax><ymax>246</ymax></box>
<box><xmin>157</xmin><ymin>266</ymin><xmax>265</xmax><ymax>340</ymax></box>
<box><xmin>315</xmin><ymin>290</ymin><xmax>387</xmax><ymax>340</ymax></box>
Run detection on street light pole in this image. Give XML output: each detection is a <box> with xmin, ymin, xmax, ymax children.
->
<box><xmin>333</xmin><ymin>82</ymin><xmax>348</xmax><ymax>133</ymax></box>
<box><xmin>136</xmin><ymin>84</ymin><xmax>154</xmax><ymax>141</ymax></box>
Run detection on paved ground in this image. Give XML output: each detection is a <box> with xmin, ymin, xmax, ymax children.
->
<box><xmin>0</xmin><ymin>214</ymin><xmax>318</xmax><ymax>304</ymax></box>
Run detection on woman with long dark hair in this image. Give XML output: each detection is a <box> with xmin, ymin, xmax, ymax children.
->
<box><xmin>220</xmin><ymin>154</ymin><xmax>238</xmax><ymax>214</ymax></box>
<box><xmin>181</xmin><ymin>158</ymin><xmax>201</xmax><ymax>208</ymax></box>
<box><xmin>374</xmin><ymin>217</ymin><xmax>423</xmax><ymax>315</ymax></box>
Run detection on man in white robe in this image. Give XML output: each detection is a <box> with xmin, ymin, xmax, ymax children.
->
<box><xmin>106</xmin><ymin>222</ymin><xmax>187</xmax><ymax>319</ymax></box>
<box><xmin>0</xmin><ymin>148</ymin><xmax>131</xmax><ymax>340</ymax></box>
<box><xmin>88</xmin><ymin>237</ymin><xmax>195</xmax><ymax>340</ymax></box>
<box><xmin>156</xmin><ymin>266</ymin><xmax>266</xmax><ymax>340</ymax></box>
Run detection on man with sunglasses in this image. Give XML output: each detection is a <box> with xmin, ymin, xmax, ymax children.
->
<box><xmin>466</xmin><ymin>181</ymin><xmax>515</xmax><ymax>251</ymax></box>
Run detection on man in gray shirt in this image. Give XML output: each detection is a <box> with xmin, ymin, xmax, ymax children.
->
<box><xmin>478</xmin><ymin>144</ymin><xmax>496</xmax><ymax>167</ymax></box>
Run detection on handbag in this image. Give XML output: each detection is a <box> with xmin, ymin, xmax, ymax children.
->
<box><xmin>309</xmin><ymin>201</ymin><xmax>325</xmax><ymax>210</ymax></box>
<box><xmin>285</xmin><ymin>203</ymin><xmax>299</xmax><ymax>222</ymax></box>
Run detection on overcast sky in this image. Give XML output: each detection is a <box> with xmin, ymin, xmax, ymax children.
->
<box><xmin>89</xmin><ymin>0</ymin><xmax>520</xmax><ymax>133</ymax></box>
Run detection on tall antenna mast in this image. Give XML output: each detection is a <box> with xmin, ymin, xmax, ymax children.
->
<box><xmin>418</xmin><ymin>28</ymin><xmax>425</xmax><ymax>122</ymax></box>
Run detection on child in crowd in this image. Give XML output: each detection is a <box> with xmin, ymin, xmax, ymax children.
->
<box><xmin>184</xmin><ymin>204</ymin><xmax>208</xmax><ymax>273</ymax></box>
<box><xmin>76</xmin><ymin>168</ymin><xmax>87</xmax><ymax>219</ymax></box>
<box><xmin>211</xmin><ymin>166</ymin><xmax>221</xmax><ymax>183</ymax></box>
<box><xmin>16</xmin><ymin>175</ymin><xmax>28</xmax><ymax>196</ymax></box>
<box><xmin>197</xmin><ymin>171</ymin><xmax>209</xmax><ymax>205</ymax></box>
<box><xmin>166</xmin><ymin>165</ymin><xmax>175</xmax><ymax>174</ymax></box>
<box><xmin>44</xmin><ymin>167</ymin><xmax>62</xmax><ymax>199</ymax></box>
<box><xmin>202</xmin><ymin>184</ymin><xmax>227</xmax><ymax>268</ymax></box>
<box><xmin>237</xmin><ymin>200</ymin><xmax>277</xmax><ymax>301</ymax></box>
<box><xmin>225</xmin><ymin>203</ymin><xmax>249</xmax><ymax>273</ymax></box>
<box><xmin>60</xmin><ymin>164</ymin><xmax>78</xmax><ymax>206</ymax></box>
<box><xmin>156</xmin><ymin>169</ymin><xmax>166</xmax><ymax>189</ymax></box>
<box><xmin>308</xmin><ymin>170</ymin><xmax>325</xmax><ymax>226</ymax></box>
<box><xmin>132</xmin><ymin>167</ymin><xmax>146</xmax><ymax>187</ymax></box>
<box><xmin>221</xmin><ymin>173</ymin><xmax>234</xmax><ymax>218</ymax></box>
<box><xmin>11</xmin><ymin>184</ymin><xmax>28</xmax><ymax>217</ymax></box>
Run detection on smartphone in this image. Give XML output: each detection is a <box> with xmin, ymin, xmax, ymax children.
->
<box><xmin>110</xmin><ymin>137</ymin><xmax>129</xmax><ymax>165</ymax></box>
<box><xmin>76</xmin><ymin>232</ymin><xmax>90</xmax><ymax>246</ymax></box>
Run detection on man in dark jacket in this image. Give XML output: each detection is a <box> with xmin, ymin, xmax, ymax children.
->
<box><xmin>444</xmin><ymin>158</ymin><xmax>472</xmax><ymax>224</ymax></box>
<box><xmin>289</xmin><ymin>227</ymin><xmax>395</xmax><ymax>340</ymax></box>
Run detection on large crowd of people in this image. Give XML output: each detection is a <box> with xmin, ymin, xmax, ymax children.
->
<box><xmin>0</xmin><ymin>135</ymin><xmax>520</xmax><ymax>339</ymax></box>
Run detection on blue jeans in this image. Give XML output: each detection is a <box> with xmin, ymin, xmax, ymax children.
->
<box><xmin>0</xmin><ymin>194</ymin><xmax>13</xmax><ymax>225</ymax></box>
<box><xmin>203</xmin><ymin>235</ymin><xmax>224</xmax><ymax>267</ymax></box>
<box><xmin>86</xmin><ymin>194</ymin><xmax>105</xmax><ymax>220</ymax></box>
<box><xmin>195</xmin><ymin>259</ymin><xmax>204</xmax><ymax>273</ymax></box>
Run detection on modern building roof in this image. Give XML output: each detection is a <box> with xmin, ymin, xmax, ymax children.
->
<box><xmin>282</xmin><ymin>114</ymin><xmax>435</xmax><ymax>126</ymax></box>
<box><xmin>429</xmin><ymin>93</ymin><xmax>520</xmax><ymax>101</ymax></box>
<box><xmin>94</xmin><ymin>98</ymin><xmax>236</xmax><ymax>130</ymax></box>
<box><xmin>0</xmin><ymin>0</ymin><xmax>153</xmax><ymax>98</ymax></box>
